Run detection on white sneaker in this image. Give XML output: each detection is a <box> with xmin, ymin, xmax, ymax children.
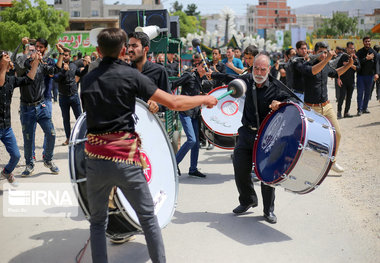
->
<box><xmin>331</xmin><ymin>162</ymin><xmax>344</xmax><ymax>173</ymax></box>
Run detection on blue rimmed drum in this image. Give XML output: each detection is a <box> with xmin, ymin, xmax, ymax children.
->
<box><xmin>253</xmin><ymin>102</ymin><xmax>336</xmax><ymax>194</ymax></box>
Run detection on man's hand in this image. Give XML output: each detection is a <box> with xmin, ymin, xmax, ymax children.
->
<box><xmin>22</xmin><ymin>37</ymin><xmax>29</xmax><ymax>45</ymax></box>
<box><xmin>56</xmin><ymin>43</ymin><xmax>64</xmax><ymax>54</ymax></box>
<box><xmin>63</xmin><ymin>62</ymin><xmax>69</xmax><ymax>71</ymax></box>
<box><xmin>337</xmin><ymin>78</ymin><xmax>342</xmax><ymax>87</ymax></box>
<box><xmin>225</xmin><ymin>61</ymin><xmax>234</xmax><ymax>69</ymax></box>
<box><xmin>269</xmin><ymin>100</ymin><xmax>281</xmax><ymax>111</ymax></box>
<box><xmin>366</xmin><ymin>53</ymin><xmax>374</xmax><ymax>60</ymax></box>
<box><xmin>204</xmin><ymin>95</ymin><xmax>218</xmax><ymax>108</ymax></box>
<box><xmin>148</xmin><ymin>100</ymin><xmax>159</xmax><ymax>114</ymax></box>
<box><xmin>374</xmin><ymin>74</ymin><xmax>379</xmax><ymax>82</ymax></box>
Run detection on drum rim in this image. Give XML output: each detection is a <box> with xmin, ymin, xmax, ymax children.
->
<box><xmin>69</xmin><ymin>113</ymin><xmax>91</xmax><ymax>218</ymax></box>
<box><xmin>253</xmin><ymin>102</ymin><xmax>306</xmax><ymax>184</ymax></box>
<box><xmin>115</xmin><ymin>98</ymin><xmax>179</xmax><ymax>230</ymax></box>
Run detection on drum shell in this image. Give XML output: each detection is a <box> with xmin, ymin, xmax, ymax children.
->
<box><xmin>253</xmin><ymin>102</ymin><xmax>336</xmax><ymax>194</ymax></box>
<box><xmin>69</xmin><ymin>99</ymin><xmax>179</xmax><ymax>237</ymax></box>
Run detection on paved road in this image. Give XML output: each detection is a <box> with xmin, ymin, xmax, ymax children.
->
<box><xmin>1</xmin><ymin>84</ymin><xmax>379</xmax><ymax>263</ymax></box>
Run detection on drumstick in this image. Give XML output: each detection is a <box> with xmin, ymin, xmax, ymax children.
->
<box><xmin>192</xmin><ymin>39</ymin><xmax>209</xmax><ymax>72</ymax></box>
<box><xmin>217</xmin><ymin>90</ymin><xmax>233</xmax><ymax>100</ymax></box>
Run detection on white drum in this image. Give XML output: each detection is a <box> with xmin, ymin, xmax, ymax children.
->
<box><xmin>201</xmin><ymin>86</ymin><xmax>245</xmax><ymax>150</ymax></box>
<box><xmin>69</xmin><ymin>99</ymin><xmax>178</xmax><ymax>238</ymax></box>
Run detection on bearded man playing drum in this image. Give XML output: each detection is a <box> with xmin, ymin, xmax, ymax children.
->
<box><xmin>231</xmin><ymin>54</ymin><xmax>294</xmax><ymax>224</ymax></box>
<box><xmin>81</xmin><ymin>28</ymin><xmax>217</xmax><ymax>263</ymax></box>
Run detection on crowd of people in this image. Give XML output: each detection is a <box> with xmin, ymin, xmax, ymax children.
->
<box><xmin>1</xmin><ymin>31</ymin><xmax>379</xmax><ymax>263</ymax></box>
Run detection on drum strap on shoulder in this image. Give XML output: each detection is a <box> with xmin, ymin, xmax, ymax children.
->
<box><xmin>251</xmin><ymin>83</ymin><xmax>261</xmax><ymax>128</ymax></box>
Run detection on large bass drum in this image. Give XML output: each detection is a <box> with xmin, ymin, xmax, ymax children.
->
<box><xmin>201</xmin><ymin>86</ymin><xmax>245</xmax><ymax>150</ymax></box>
<box><xmin>69</xmin><ymin>99</ymin><xmax>179</xmax><ymax>238</ymax></box>
<box><xmin>253</xmin><ymin>102</ymin><xmax>336</xmax><ymax>194</ymax></box>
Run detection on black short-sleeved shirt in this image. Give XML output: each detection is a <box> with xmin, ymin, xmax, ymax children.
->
<box><xmin>165</xmin><ymin>61</ymin><xmax>179</xmax><ymax>77</ymax></box>
<box><xmin>55</xmin><ymin>62</ymin><xmax>78</xmax><ymax>96</ymax></box>
<box><xmin>299</xmin><ymin>60</ymin><xmax>338</xmax><ymax>104</ymax></box>
<box><xmin>132</xmin><ymin>60</ymin><xmax>170</xmax><ymax>94</ymax></box>
<box><xmin>1</xmin><ymin>75</ymin><xmax>32</xmax><ymax>128</ymax></box>
<box><xmin>81</xmin><ymin>57</ymin><xmax>158</xmax><ymax>134</ymax></box>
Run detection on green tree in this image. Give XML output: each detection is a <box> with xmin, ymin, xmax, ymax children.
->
<box><xmin>313</xmin><ymin>13</ymin><xmax>357</xmax><ymax>38</ymax></box>
<box><xmin>170</xmin><ymin>1</ymin><xmax>183</xmax><ymax>13</ymax></box>
<box><xmin>283</xmin><ymin>30</ymin><xmax>291</xmax><ymax>49</ymax></box>
<box><xmin>0</xmin><ymin>0</ymin><xmax>69</xmax><ymax>50</ymax></box>
<box><xmin>172</xmin><ymin>11</ymin><xmax>203</xmax><ymax>38</ymax></box>
<box><xmin>184</xmin><ymin>4</ymin><xmax>200</xmax><ymax>16</ymax></box>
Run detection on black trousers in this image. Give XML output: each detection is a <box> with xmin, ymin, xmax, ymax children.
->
<box><xmin>337</xmin><ymin>82</ymin><xmax>354</xmax><ymax>114</ymax></box>
<box><xmin>233</xmin><ymin>126</ymin><xmax>275</xmax><ymax>214</ymax></box>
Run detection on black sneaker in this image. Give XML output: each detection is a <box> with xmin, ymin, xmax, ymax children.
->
<box><xmin>44</xmin><ymin>161</ymin><xmax>59</xmax><ymax>174</ymax></box>
<box><xmin>357</xmin><ymin>110</ymin><xmax>362</xmax><ymax>116</ymax></box>
<box><xmin>22</xmin><ymin>164</ymin><xmax>34</xmax><ymax>177</ymax></box>
<box><xmin>177</xmin><ymin>166</ymin><xmax>181</xmax><ymax>176</ymax></box>
<box><xmin>337</xmin><ymin>111</ymin><xmax>342</xmax><ymax>119</ymax></box>
<box><xmin>188</xmin><ymin>170</ymin><xmax>206</xmax><ymax>178</ymax></box>
<box><xmin>363</xmin><ymin>109</ymin><xmax>370</xmax><ymax>114</ymax></box>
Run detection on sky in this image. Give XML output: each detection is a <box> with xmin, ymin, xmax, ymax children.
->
<box><xmin>103</xmin><ymin>0</ymin><xmax>348</xmax><ymax>15</ymax></box>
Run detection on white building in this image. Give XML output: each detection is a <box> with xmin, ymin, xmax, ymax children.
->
<box><xmin>296</xmin><ymin>14</ymin><xmax>325</xmax><ymax>33</ymax></box>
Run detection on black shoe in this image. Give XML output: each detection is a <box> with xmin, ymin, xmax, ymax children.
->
<box><xmin>264</xmin><ymin>212</ymin><xmax>277</xmax><ymax>224</ymax></box>
<box><xmin>177</xmin><ymin>166</ymin><xmax>181</xmax><ymax>176</ymax></box>
<box><xmin>344</xmin><ymin>113</ymin><xmax>353</xmax><ymax>118</ymax></box>
<box><xmin>188</xmin><ymin>170</ymin><xmax>206</xmax><ymax>178</ymax></box>
<box><xmin>363</xmin><ymin>109</ymin><xmax>370</xmax><ymax>114</ymax></box>
<box><xmin>199</xmin><ymin>142</ymin><xmax>207</xmax><ymax>149</ymax></box>
<box><xmin>337</xmin><ymin>111</ymin><xmax>342</xmax><ymax>119</ymax></box>
<box><xmin>357</xmin><ymin>110</ymin><xmax>362</xmax><ymax>116</ymax></box>
<box><xmin>232</xmin><ymin>203</ymin><xmax>258</xmax><ymax>214</ymax></box>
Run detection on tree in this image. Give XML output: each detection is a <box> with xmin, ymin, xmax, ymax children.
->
<box><xmin>184</xmin><ymin>4</ymin><xmax>200</xmax><ymax>16</ymax></box>
<box><xmin>283</xmin><ymin>30</ymin><xmax>291</xmax><ymax>49</ymax></box>
<box><xmin>172</xmin><ymin>11</ymin><xmax>203</xmax><ymax>38</ymax></box>
<box><xmin>0</xmin><ymin>0</ymin><xmax>69</xmax><ymax>50</ymax></box>
<box><xmin>170</xmin><ymin>1</ymin><xmax>183</xmax><ymax>13</ymax></box>
<box><xmin>313</xmin><ymin>12</ymin><xmax>357</xmax><ymax>38</ymax></box>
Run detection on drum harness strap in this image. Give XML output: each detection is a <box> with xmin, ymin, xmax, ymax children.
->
<box><xmin>251</xmin><ymin>82</ymin><xmax>261</xmax><ymax>130</ymax></box>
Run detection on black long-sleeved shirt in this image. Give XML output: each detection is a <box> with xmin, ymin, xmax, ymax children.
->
<box><xmin>81</xmin><ymin>57</ymin><xmax>157</xmax><ymax>134</ymax></box>
<box><xmin>171</xmin><ymin>71</ymin><xmax>206</xmax><ymax>118</ymax></box>
<box><xmin>19</xmin><ymin>59</ymin><xmax>55</xmax><ymax>103</ymax></box>
<box><xmin>239</xmin><ymin>74</ymin><xmax>293</xmax><ymax>128</ymax></box>
<box><xmin>299</xmin><ymin>60</ymin><xmax>338</xmax><ymax>104</ymax></box>
<box><xmin>55</xmin><ymin>62</ymin><xmax>78</xmax><ymax>96</ymax></box>
<box><xmin>291</xmin><ymin>55</ymin><xmax>308</xmax><ymax>93</ymax></box>
<box><xmin>0</xmin><ymin>75</ymin><xmax>32</xmax><ymax>129</ymax></box>
<box><xmin>337</xmin><ymin>54</ymin><xmax>360</xmax><ymax>85</ymax></box>
<box><xmin>356</xmin><ymin>47</ymin><xmax>377</xmax><ymax>76</ymax></box>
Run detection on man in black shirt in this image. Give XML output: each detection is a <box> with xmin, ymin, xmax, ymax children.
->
<box><xmin>289</xmin><ymin>40</ymin><xmax>309</xmax><ymax>100</ymax></box>
<box><xmin>298</xmin><ymin>41</ymin><xmax>353</xmax><ymax>174</ymax></box>
<box><xmin>128</xmin><ymin>32</ymin><xmax>171</xmax><ymax>113</ymax></box>
<box><xmin>209</xmin><ymin>48</ymin><xmax>226</xmax><ymax>87</ymax></box>
<box><xmin>279</xmin><ymin>48</ymin><xmax>296</xmax><ymax>85</ymax></box>
<box><xmin>19</xmin><ymin>38</ymin><xmax>59</xmax><ymax>177</ymax></box>
<box><xmin>336</xmin><ymin>42</ymin><xmax>360</xmax><ymax>118</ymax></box>
<box><xmin>81</xmin><ymin>28</ymin><xmax>216</xmax><ymax>263</ymax></box>
<box><xmin>55</xmin><ymin>43</ymin><xmax>82</xmax><ymax>145</ymax></box>
<box><xmin>356</xmin><ymin>36</ymin><xmax>379</xmax><ymax>115</ymax></box>
<box><xmin>171</xmin><ymin>54</ymin><xmax>210</xmax><ymax>178</ymax></box>
<box><xmin>231</xmin><ymin>54</ymin><xmax>294</xmax><ymax>224</ymax></box>
<box><xmin>0</xmin><ymin>51</ymin><xmax>39</xmax><ymax>184</ymax></box>
<box><xmin>165</xmin><ymin>52</ymin><xmax>179</xmax><ymax>77</ymax></box>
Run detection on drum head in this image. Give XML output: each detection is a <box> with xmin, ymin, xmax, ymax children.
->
<box><xmin>115</xmin><ymin>99</ymin><xmax>178</xmax><ymax>230</ymax></box>
<box><xmin>201</xmin><ymin>86</ymin><xmax>244</xmax><ymax>137</ymax></box>
<box><xmin>253</xmin><ymin>103</ymin><xmax>305</xmax><ymax>183</ymax></box>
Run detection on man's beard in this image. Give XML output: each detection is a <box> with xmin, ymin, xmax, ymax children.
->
<box><xmin>253</xmin><ymin>73</ymin><xmax>268</xmax><ymax>84</ymax></box>
<box><xmin>129</xmin><ymin>52</ymin><xmax>144</xmax><ymax>63</ymax></box>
